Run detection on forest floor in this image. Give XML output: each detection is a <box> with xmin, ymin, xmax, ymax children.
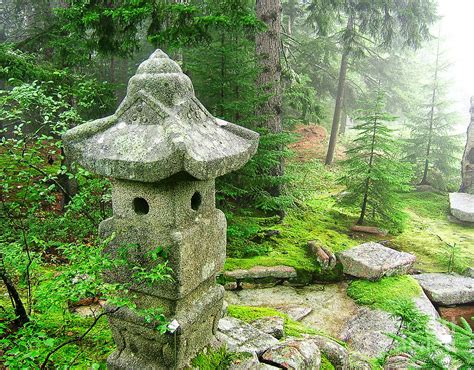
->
<box><xmin>225</xmin><ymin>124</ymin><xmax>474</xmax><ymax>277</ymax></box>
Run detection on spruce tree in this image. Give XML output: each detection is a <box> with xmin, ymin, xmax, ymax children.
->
<box><xmin>339</xmin><ymin>93</ymin><xmax>413</xmax><ymax>232</ymax></box>
<box><xmin>404</xmin><ymin>35</ymin><xmax>461</xmax><ymax>190</ymax></box>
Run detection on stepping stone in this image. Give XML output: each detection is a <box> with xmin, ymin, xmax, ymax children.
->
<box><xmin>307</xmin><ymin>335</ymin><xmax>349</xmax><ymax>369</ymax></box>
<box><xmin>414</xmin><ymin>273</ymin><xmax>474</xmax><ymax>305</ymax></box>
<box><xmin>217</xmin><ymin>317</ymin><xmax>279</xmax><ymax>355</ymax></box>
<box><xmin>449</xmin><ymin>192</ymin><xmax>474</xmax><ymax>223</ymax></box>
<box><xmin>224</xmin><ymin>266</ymin><xmax>297</xmax><ymax>280</ymax></box>
<box><xmin>337</xmin><ymin>242</ymin><xmax>416</xmax><ymax>280</ymax></box>
<box><xmin>341</xmin><ymin>307</ymin><xmax>400</xmax><ymax>358</ymax></box>
<box><xmin>261</xmin><ymin>338</ymin><xmax>321</xmax><ymax>369</ymax></box>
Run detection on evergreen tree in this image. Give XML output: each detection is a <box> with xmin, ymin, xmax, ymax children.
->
<box><xmin>404</xmin><ymin>35</ymin><xmax>461</xmax><ymax>190</ymax></box>
<box><xmin>307</xmin><ymin>0</ymin><xmax>438</xmax><ymax>165</ymax></box>
<box><xmin>183</xmin><ymin>0</ymin><xmax>293</xmax><ymax>212</ymax></box>
<box><xmin>339</xmin><ymin>93</ymin><xmax>413</xmax><ymax>232</ymax></box>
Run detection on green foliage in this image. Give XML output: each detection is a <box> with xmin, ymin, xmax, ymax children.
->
<box><xmin>191</xmin><ymin>346</ymin><xmax>238</xmax><ymax>370</ymax></box>
<box><xmin>338</xmin><ymin>94</ymin><xmax>414</xmax><ymax>232</ymax></box>
<box><xmin>388</xmin><ymin>301</ymin><xmax>474</xmax><ymax>369</ymax></box>
<box><xmin>347</xmin><ymin>276</ymin><xmax>422</xmax><ymax>314</ymax></box>
<box><xmin>403</xmin><ymin>38</ymin><xmax>462</xmax><ymax>191</ymax></box>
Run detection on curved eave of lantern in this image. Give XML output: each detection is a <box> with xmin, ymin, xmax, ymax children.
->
<box><xmin>63</xmin><ymin>90</ymin><xmax>259</xmax><ymax>182</ymax></box>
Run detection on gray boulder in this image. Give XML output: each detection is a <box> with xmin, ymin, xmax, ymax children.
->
<box><xmin>449</xmin><ymin>192</ymin><xmax>474</xmax><ymax>223</ymax></box>
<box><xmin>414</xmin><ymin>273</ymin><xmax>474</xmax><ymax>305</ymax></box>
<box><xmin>413</xmin><ymin>291</ymin><xmax>452</xmax><ymax>345</ymax></box>
<box><xmin>251</xmin><ymin>316</ymin><xmax>285</xmax><ymax>339</ymax></box>
<box><xmin>217</xmin><ymin>317</ymin><xmax>279</xmax><ymax>356</ymax></box>
<box><xmin>338</xmin><ymin>242</ymin><xmax>416</xmax><ymax>280</ymax></box>
<box><xmin>261</xmin><ymin>338</ymin><xmax>321</xmax><ymax>369</ymax></box>
<box><xmin>307</xmin><ymin>335</ymin><xmax>349</xmax><ymax>369</ymax></box>
<box><xmin>341</xmin><ymin>307</ymin><xmax>400</xmax><ymax>358</ymax></box>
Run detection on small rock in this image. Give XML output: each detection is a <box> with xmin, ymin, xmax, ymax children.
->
<box><xmin>463</xmin><ymin>267</ymin><xmax>474</xmax><ymax>278</ymax></box>
<box><xmin>71</xmin><ymin>273</ymin><xmax>90</xmax><ymax>284</ymax></box>
<box><xmin>341</xmin><ymin>307</ymin><xmax>399</xmax><ymax>358</ymax></box>
<box><xmin>307</xmin><ymin>335</ymin><xmax>349</xmax><ymax>369</ymax></box>
<box><xmin>337</xmin><ymin>242</ymin><xmax>416</xmax><ymax>280</ymax></box>
<box><xmin>251</xmin><ymin>316</ymin><xmax>285</xmax><ymax>339</ymax></box>
<box><xmin>72</xmin><ymin>303</ymin><xmax>102</xmax><ymax>318</ymax></box>
<box><xmin>276</xmin><ymin>305</ymin><xmax>313</xmax><ymax>321</ymax></box>
<box><xmin>261</xmin><ymin>338</ymin><xmax>321</xmax><ymax>369</ymax></box>
<box><xmin>217</xmin><ymin>317</ymin><xmax>279</xmax><ymax>355</ymax></box>
<box><xmin>449</xmin><ymin>192</ymin><xmax>474</xmax><ymax>223</ymax></box>
<box><xmin>224</xmin><ymin>282</ymin><xmax>239</xmax><ymax>291</ymax></box>
<box><xmin>308</xmin><ymin>241</ymin><xmax>337</xmax><ymax>270</ymax></box>
<box><xmin>224</xmin><ymin>266</ymin><xmax>297</xmax><ymax>280</ymax></box>
<box><xmin>384</xmin><ymin>354</ymin><xmax>411</xmax><ymax>369</ymax></box>
<box><xmin>414</xmin><ymin>273</ymin><xmax>474</xmax><ymax>305</ymax></box>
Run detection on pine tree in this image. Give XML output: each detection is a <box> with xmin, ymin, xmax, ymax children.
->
<box><xmin>307</xmin><ymin>0</ymin><xmax>438</xmax><ymax>165</ymax></box>
<box><xmin>404</xmin><ymin>35</ymin><xmax>461</xmax><ymax>190</ymax></box>
<box><xmin>339</xmin><ymin>93</ymin><xmax>413</xmax><ymax>232</ymax></box>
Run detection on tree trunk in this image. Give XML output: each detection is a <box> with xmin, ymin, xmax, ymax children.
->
<box><xmin>357</xmin><ymin>107</ymin><xmax>379</xmax><ymax>225</ymax></box>
<box><xmin>325</xmin><ymin>16</ymin><xmax>353</xmax><ymax>165</ymax></box>
<box><xmin>256</xmin><ymin>0</ymin><xmax>283</xmax><ymax>197</ymax></box>
<box><xmin>421</xmin><ymin>33</ymin><xmax>440</xmax><ymax>185</ymax></box>
<box><xmin>339</xmin><ymin>109</ymin><xmax>347</xmax><ymax>136</ymax></box>
<box><xmin>0</xmin><ymin>254</ymin><xmax>29</xmax><ymax>328</ymax></box>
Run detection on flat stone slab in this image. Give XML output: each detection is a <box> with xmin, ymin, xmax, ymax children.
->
<box><xmin>414</xmin><ymin>273</ymin><xmax>474</xmax><ymax>305</ymax></box>
<box><xmin>224</xmin><ymin>266</ymin><xmax>297</xmax><ymax>280</ymax></box>
<box><xmin>337</xmin><ymin>242</ymin><xmax>416</xmax><ymax>280</ymax></box>
<box><xmin>261</xmin><ymin>338</ymin><xmax>321</xmax><ymax>369</ymax></box>
<box><xmin>341</xmin><ymin>307</ymin><xmax>400</xmax><ymax>358</ymax></box>
<box><xmin>217</xmin><ymin>317</ymin><xmax>279</xmax><ymax>355</ymax></box>
<box><xmin>449</xmin><ymin>192</ymin><xmax>474</xmax><ymax>223</ymax></box>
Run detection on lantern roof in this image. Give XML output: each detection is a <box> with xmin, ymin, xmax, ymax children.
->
<box><xmin>63</xmin><ymin>50</ymin><xmax>259</xmax><ymax>182</ymax></box>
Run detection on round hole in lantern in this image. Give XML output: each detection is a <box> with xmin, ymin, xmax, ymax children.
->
<box><xmin>133</xmin><ymin>197</ymin><xmax>149</xmax><ymax>215</ymax></box>
<box><xmin>191</xmin><ymin>191</ymin><xmax>202</xmax><ymax>211</ymax></box>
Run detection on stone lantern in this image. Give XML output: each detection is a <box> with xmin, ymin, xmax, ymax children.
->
<box><xmin>63</xmin><ymin>50</ymin><xmax>259</xmax><ymax>369</ymax></box>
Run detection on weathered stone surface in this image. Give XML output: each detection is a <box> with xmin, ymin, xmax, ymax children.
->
<box><xmin>261</xmin><ymin>338</ymin><xmax>321</xmax><ymax>369</ymax></box>
<box><xmin>383</xmin><ymin>354</ymin><xmax>411</xmax><ymax>369</ymax></box>
<box><xmin>224</xmin><ymin>266</ymin><xmax>297</xmax><ymax>280</ymax></box>
<box><xmin>62</xmin><ymin>50</ymin><xmax>259</xmax><ymax>370</ymax></box>
<box><xmin>225</xmin><ymin>284</ymin><xmax>358</xmax><ymax>339</ymax></box>
<box><xmin>307</xmin><ymin>335</ymin><xmax>349</xmax><ymax>369</ymax></box>
<box><xmin>464</xmin><ymin>267</ymin><xmax>474</xmax><ymax>278</ymax></box>
<box><xmin>414</xmin><ymin>273</ymin><xmax>474</xmax><ymax>305</ymax></box>
<box><xmin>449</xmin><ymin>192</ymin><xmax>474</xmax><ymax>223</ymax></box>
<box><xmin>228</xmin><ymin>351</ymin><xmax>260</xmax><ymax>369</ymax></box>
<box><xmin>413</xmin><ymin>291</ymin><xmax>452</xmax><ymax>345</ymax></box>
<box><xmin>251</xmin><ymin>316</ymin><xmax>285</xmax><ymax>339</ymax></box>
<box><xmin>308</xmin><ymin>241</ymin><xmax>336</xmax><ymax>270</ymax></box>
<box><xmin>348</xmin><ymin>353</ymin><xmax>372</xmax><ymax>370</ymax></box>
<box><xmin>341</xmin><ymin>307</ymin><xmax>399</xmax><ymax>358</ymax></box>
<box><xmin>337</xmin><ymin>242</ymin><xmax>416</xmax><ymax>280</ymax></box>
<box><xmin>217</xmin><ymin>317</ymin><xmax>279</xmax><ymax>355</ymax></box>
<box><xmin>63</xmin><ymin>50</ymin><xmax>259</xmax><ymax>183</ymax></box>
<box><xmin>277</xmin><ymin>305</ymin><xmax>313</xmax><ymax>321</ymax></box>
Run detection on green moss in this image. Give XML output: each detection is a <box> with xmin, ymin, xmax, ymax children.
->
<box><xmin>321</xmin><ymin>354</ymin><xmax>336</xmax><ymax>370</ymax></box>
<box><xmin>227</xmin><ymin>305</ymin><xmax>344</xmax><ymax>344</ymax></box>
<box><xmin>395</xmin><ymin>191</ymin><xmax>474</xmax><ymax>272</ymax></box>
<box><xmin>347</xmin><ymin>275</ymin><xmax>422</xmax><ymax>314</ymax></box>
<box><xmin>191</xmin><ymin>346</ymin><xmax>237</xmax><ymax>369</ymax></box>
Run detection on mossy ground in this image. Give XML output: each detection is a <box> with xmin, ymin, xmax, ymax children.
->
<box><xmin>346</xmin><ymin>275</ymin><xmax>422</xmax><ymax>314</ymax></box>
<box><xmin>225</xmin><ymin>157</ymin><xmax>474</xmax><ymax>277</ymax></box>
